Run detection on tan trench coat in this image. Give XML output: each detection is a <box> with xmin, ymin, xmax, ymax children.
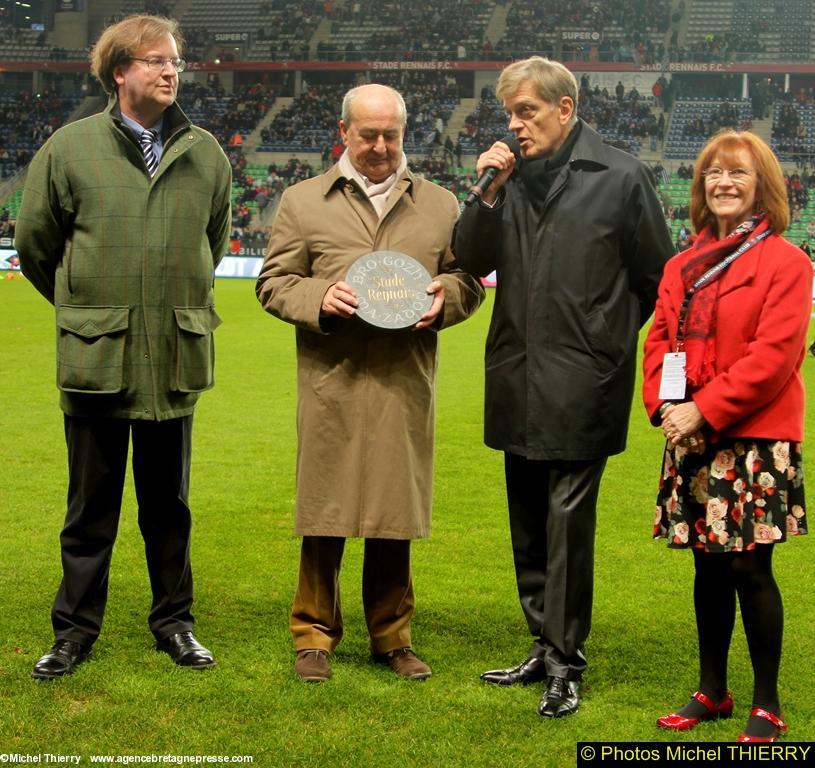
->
<box><xmin>257</xmin><ymin>164</ymin><xmax>484</xmax><ymax>539</ymax></box>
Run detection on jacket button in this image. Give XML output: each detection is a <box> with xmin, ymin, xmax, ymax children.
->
<box><xmin>144</xmin><ymin>353</ymin><xmax>149</xmax><ymax>359</ymax></box>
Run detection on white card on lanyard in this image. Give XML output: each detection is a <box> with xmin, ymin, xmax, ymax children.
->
<box><xmin>659</xmin><ymin>352</ymin><xmax>687</xmax><ymax>400</ymax></box>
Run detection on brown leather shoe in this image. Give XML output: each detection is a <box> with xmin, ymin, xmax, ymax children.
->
<box><xmin>295</xmin><ymin>649</ymin><xmax>331</xmax><ymax>682</ymax></box>
<box><xmin>375</xmin><ymin>647</ymin><xmax>432</xmax><ymax>679</ymax></box>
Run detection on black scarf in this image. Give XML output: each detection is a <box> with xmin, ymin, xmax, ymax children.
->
<box><xmin>519</xmin><ymin>120</ymin><xmax>582</xmax><ymax>209</ymax></box>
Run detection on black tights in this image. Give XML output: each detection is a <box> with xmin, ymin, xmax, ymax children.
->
<box><xmin>680</xmin><ymin>546</ymin><xmax>783</xmax><ymax>735</ymax></box>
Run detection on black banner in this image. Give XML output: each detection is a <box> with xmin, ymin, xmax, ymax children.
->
<box><xmin>577</xmin><ymin>742</ymin><xmax>814</xmax><ymax>768</ymax></box>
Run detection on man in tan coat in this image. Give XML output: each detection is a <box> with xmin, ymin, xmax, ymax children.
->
<box><xmin>256</xmin><ymin>84</ymin><xmax>483</xmax><ymax>682</ymax></box>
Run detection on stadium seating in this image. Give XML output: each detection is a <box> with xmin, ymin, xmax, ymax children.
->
<box><xmin>772</xmin><ymin>100</ymin><xmax>815</xmax><ymax>164</ymax></box>
<box><xmin>0</xmin><ymin>92</ymin><xmax>83</xmax><ymax>178</ymax></box>
<box><xmin>0</xmin><ymin>22</ymin><xmax>84</xmax><ymax>61</ymax></box>
<box><xmin>663</xmin><ymin>98</ymin><xmax>752</xmax><ymax>160</ymax></box>
<box><xmin>497</xmin><ymin>0</ymin><xmax>671</xmax><ymax>64</ymax></box>
<box><xmin>2</xmin><ymin>0</ymin><xmax>815</xmax><ymax>246</ymax></box>
<box><xmin>319</xmin><ymin>0</ymin><xmax>494</xmax><ymax>61</ymax></box>
<box><xmin>181</xmin><ymin>0</ymin><xmax>323</xmax><ymax>61</ymax></box>
<box><xmin>458</xmin><ymin>85</ymin><xmax>655</xmax><ymax>158</ymax></box>
<box><xmin>684</xmin><ymin>0</ymin><xmax>811</xmax><ymax>62</ymax></box>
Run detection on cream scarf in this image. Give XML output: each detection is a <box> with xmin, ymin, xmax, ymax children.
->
<box><xmin>338</xmin><ymin>150</ymin><xmax>408</xmax><ymax>219</ymax></box>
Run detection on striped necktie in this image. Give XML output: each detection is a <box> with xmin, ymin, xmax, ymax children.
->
<box><xmin>139</xmin><ymin>129</ymin><xmax>159</xmax><ymax>176</ymax></box>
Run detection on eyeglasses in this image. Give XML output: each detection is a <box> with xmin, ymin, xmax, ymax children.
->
<box><xmin>701</xmin><ymin>167</ymin><xmax>753</xmax><ymax>183</ymax></box>
<box><xmin>131</xmin><ymin>56</ymin><xmax>186</xmax><ymax>72</ymax></box>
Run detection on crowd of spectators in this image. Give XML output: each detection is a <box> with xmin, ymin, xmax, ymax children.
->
<box><xmin>773</xmin><ymin>97</ymin><xmax>814</xmax><ymax>165</ymax></box>
<box><xmin>0</xmin><ymin>90</ymin><xmax>80</xmax><ymax>178</ymax></box>
<box><xmin>258</xmin><ymin>0</ymin><xmax>325</xmax><ymax>38</ymax></box>
<box><xmin>260</xmin><ymin>83</ymin><xmax>345</xmax><ymax>149</ymax></box>
<box><xmin>663</xmin><ymin>97</ymin><xmax>753</xmax><ymax>160</ymax></box>
<box><xmin>377</xmin><ymin>71</ymin><xmax>461</xmax><ymax>149</ymax></box>
<box><xmin>682</xmin><ymin>101</ymin><xmax>746</xmax><ymax>138</ymax></box>
<box><xmin>251</xmin><ymin>0</ymin><xmax>324</xmax><ymax>59</ymax></box>
<box><xmin>775</xmin><ymin>103</ymin><xmax>802</xmax><ymax>140</ymax></box>
<box><xmin>5</xmin><ymin>3</ymin><xmax>815</xmax><ymax>242</ymax></box>
<box><xmin>1</xmin><ymin>19</ymin><xmax>33</xmax><ymax>44</ymax></box>
<box><xmin>318</xmin><ymin>0</ymin><xmax>493</xmax><ymax>61</ymax></box>
<box><xmin>0</xmin><ymin>18</ymin><xmax>77</xmax><ymax>60</ymax></box>
<box><xmin>458</xmin><ymin>80</ymin><xmax>664</xmax><ymax>158</ymax></box>
<box><xmin>579</xmin><ymin>81</ymin><xmax>662</xmax><ymax>150</ymax></box>
<box><xmin>178</xmin><ymin>27</ymin><xmax>211</xmax><ymax>62</ymax></box>
<box><xmin>229</xmin><ymin>152</ymin><xmax>317</xmax><ymax>237</ymax></box>
<box><xmin>675</xmin><ymin>162</ymin><xmax>693</xmax><ymax>179</ymax></box>
<box><xmin>181</xmin><ymin>0</ymin><xmax>323</xmax><ymax>61</ymax></box>
<box><xmin>0</xmin><ymin>206</ymin><xmax>14</xmax><ymax>240</ymax></box>
<box><xmin>457</xmin><ymin>86</ymin><xmax>506</xmax><ymax>156</ymax></box>
<box><xmin>651</xmin><ymin>163</ymin><xmax>815</xmax><ymax>251</ymax></box>
<box><xmin>496</xmin><ymin>0</ymin><xmax>670</xmax><ymax>64</ymax></box>
<box><xmin>258</xmin><ymin>74</ymin><xmax>461</xmax><ymax>153</ymax></box>
<box><xmin>181</xmin><ymin>82</ymin><xmax>275</xmax><ymax>146</ymax></box>
<box><xmin>0</xmin><ymin>0</ymin><xmax>805</xmax><ymax>68</ymax></box>
<box><xmin>786</xmin><ymin>171</ymin><xmax>811</xmax><ymax>223</ymax></box>
<box><xmin>0</xmin><ymin>147</ymin><xmax>33</xmax><ymax>179</ymax></box>
<box><xmin>410</xmin><ymin>157</ymin><xmax>474</xmax><ymax>199</ymax></box>
<box><xmin>677</xmin><ymin>29</ymin><xmax>764</xmax><ymax>63</ymax></box>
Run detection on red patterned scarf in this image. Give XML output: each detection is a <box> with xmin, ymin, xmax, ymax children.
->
<box><xmin>680</xmin><ymin>214</ymin><xmax>770</xmax><ymax>386</ymax></box>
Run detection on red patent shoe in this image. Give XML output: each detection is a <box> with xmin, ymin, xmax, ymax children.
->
<box><xmin>657</xmin><ymin>690</ymin><xmax>734</xmax><ymax>731</ymax></box>
<box><xmin>737</xmin><ymin>708</ymin><xmax>788</xmax><ymax>742</ymax></box>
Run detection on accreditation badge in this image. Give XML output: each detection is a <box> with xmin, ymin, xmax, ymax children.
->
<box><xmin>658</xmin><ymin>352</ymin><xmax>687</xmax><ymax>401</ymax></box>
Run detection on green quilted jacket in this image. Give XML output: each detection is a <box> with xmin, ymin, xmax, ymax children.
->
<box><xmin>17</xmin><ymin>96</ymin><xmax>232</xmax><ymax>421</ymax></box>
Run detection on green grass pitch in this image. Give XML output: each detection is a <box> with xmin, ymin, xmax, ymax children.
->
<box><xmin>1</xmin><ymin>275</ymin><xmax>813</xmax><ymax>765</ymax></box>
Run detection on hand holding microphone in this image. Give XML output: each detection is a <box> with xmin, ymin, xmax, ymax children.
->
<box><xmin>464</xmin><ymin>134</ymin><xmax>522</xmax><ymax>207</ymax></box>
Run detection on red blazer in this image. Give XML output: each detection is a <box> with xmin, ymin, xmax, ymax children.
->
<box><xmin>643</xmin><ymin>233</ymin><xmax>812</xmax><ymax>442</ymax></box>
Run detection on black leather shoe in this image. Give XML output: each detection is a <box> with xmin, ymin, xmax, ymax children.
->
<box><xmin>156</xmin><ymin>631</ymin><xmax>216</xmax><ymax>669</ymax></box>
<box><xmin>538</xmin><ymin>676</ymin><xmax>580</xmax><ymax>717</ymax></box>
<box><xmin>32</xmin><ymin>639</ymin><xmax>92</xmax><ymax>680</ymax></box>
<box><xmin>481</xmin><ymin>656</ymin><xmax>548</xmax><ymax>686</ymax></box>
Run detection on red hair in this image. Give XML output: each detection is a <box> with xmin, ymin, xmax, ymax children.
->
<box><xmin>689</xmin><ymin>130</ymin><xmax>789</xmax><ymax>235</ymax></box>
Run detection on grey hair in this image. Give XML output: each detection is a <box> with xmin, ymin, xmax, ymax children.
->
<box><xmin>497</xmin><ymin>56</ymin><xmax>578</xmax><ymax>124</ymax></box>
<box><xmin>341</xmin><ymin>84</ymin><xmax>407</xmax><ymax>127</ymax></box>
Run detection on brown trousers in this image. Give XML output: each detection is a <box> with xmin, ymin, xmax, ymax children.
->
<box><xmin>290</xmin><ymin>536</ymin><xmax>414</xmax><ymax>655</ymax></box>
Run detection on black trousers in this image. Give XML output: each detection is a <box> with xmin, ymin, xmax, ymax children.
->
<box><xmin>504</xmin><ymin>451</ymin><xmax>607</xmax><ymax>681</ymax></box>
<box><xmin>51</xmin><ymin>414</ymin><xmax>196</xmax><ymax>645</ymax></box>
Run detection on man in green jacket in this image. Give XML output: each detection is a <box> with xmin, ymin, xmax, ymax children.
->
<box><xmin>16</xmin><ymin>14</ymin><xmax>232</xmax><ymax>679</ymax></box>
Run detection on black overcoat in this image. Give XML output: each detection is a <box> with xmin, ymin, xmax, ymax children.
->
<box><xmin>455</xmin><ymin>120</ymin><xmax>673</xmax><ymax>460</ymax></box>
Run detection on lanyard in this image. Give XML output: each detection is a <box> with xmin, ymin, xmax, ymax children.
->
<box><xmin>675</xmin><ymin>229</ymin><xmax>771</xmax><ymax>351</ymax></box>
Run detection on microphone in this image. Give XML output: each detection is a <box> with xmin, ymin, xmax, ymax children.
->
<box><xmin>464</xmin><ymin>134</ymin><xmax>521</xmax><ymax>207</ymax></box>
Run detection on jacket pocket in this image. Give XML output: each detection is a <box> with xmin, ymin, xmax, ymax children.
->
<box><xmin>56</xmin><ymin>305</ymin><xmax>129</xmax><ymax>393</ymax></box>
<box><xmin>173</xmin><ymin>306</ymin><xmax>222</xmax><ymax>392</ymax></box>
<box><xmin>585</xmin><ymin>306</ymin><xmax>634</xmax><ymax>373</ymax></box>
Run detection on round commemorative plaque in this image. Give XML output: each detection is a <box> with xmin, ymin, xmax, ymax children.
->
<box><xmin>345</xmin><ymin>251</ymin><xmax>434</xmax><ymax>330</ymax></box>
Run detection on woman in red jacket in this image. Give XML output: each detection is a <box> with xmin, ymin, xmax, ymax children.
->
<box><xmin>643</xmin><ymin>130</ymin><xmax>811</xmax><ymax>742</ymax></box>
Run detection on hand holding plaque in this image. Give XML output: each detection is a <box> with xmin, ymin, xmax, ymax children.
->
<box><xmin>345</xmin><ymin>251</ymin><xmax>435</xmax><ymax>330</ymax></box>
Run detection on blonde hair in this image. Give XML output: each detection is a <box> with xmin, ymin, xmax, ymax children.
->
<box><xmin>690</xmin><ymin>130</ymin><xmax>789</xmax><ymax>235</ymax></box>
<box><xmin>496</xmin><ymin>56</ymin><xmax>578</xmax><ymax>117</ymax></box>
<box><xmin>90</xmin><ymin>14</ymin><xmax>183</xmax><ymax>95</ymax></box>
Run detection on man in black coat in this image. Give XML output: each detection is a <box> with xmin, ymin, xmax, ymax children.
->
<box><xmin>455</xmin><ymin>57</ymin><xmax>673</xmax><ymax>717</ymax></box>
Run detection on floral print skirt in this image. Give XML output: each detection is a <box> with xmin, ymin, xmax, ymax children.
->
<box><xmin>654</xmin><ymin>437</ymin><xmax>807</xmax><ymax>552</ymax></box>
